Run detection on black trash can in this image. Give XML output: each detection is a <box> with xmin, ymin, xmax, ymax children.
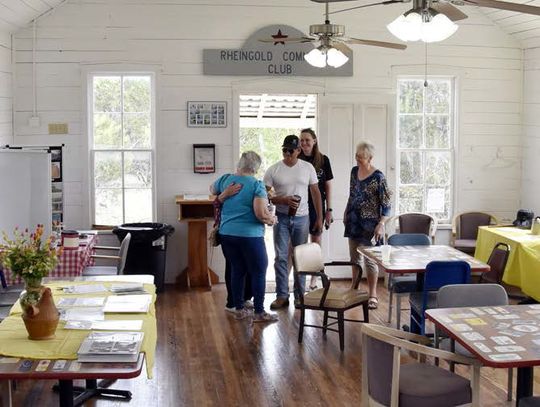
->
<box><xmin>113</xmin><ymin>222</ymin><xmax>174</xmax><ymax>293</ymax></box>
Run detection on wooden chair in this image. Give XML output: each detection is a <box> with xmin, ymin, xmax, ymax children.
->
<box><xmin>83</xmin><ymin>233</ymin><xmax>131</xmax><ymax>276</ymax></box>
<box><xmin>387</xmin><ymin>213</ymin><xmax>438</xmax><ymax>243</ymax></box>
<box><xmin>361</xmin><ymin>323</ymin><xmax>481</xmax><ymax>407</ymax></box>
<box><xmin>451</xmin><ymin>212</ymin><xmax>498</xmax><ymax>255</ymax></box>
<box><xmin>435</xmin><ymin>283</ymin><xmax>513</xmax><ymax>401</ymax></box>
<box><xmin>292</xmin><ymin>243</ymin><xmax>369</xmax><ymax>351</ymax></box>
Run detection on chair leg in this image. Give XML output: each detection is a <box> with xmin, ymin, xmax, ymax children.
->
<box><xmin>507</xmin><ymin>368</ymin><xmax>513</xmax><ymax>401</ymax></box>
<box><xmin>363</xmin><ymin>302</ymin><xmax>369</xmax><ymax>323</ymax></box>
<box><xmin>388</xmin><ymin>289</ymin><xmax>394</xmax><ymax>323</ymax></box>
<box><xmin>298</xmin><ymin>308</ymin><xmax>305</xmax><ymax>344</ymax></box>
<box><xmin>338</xmin><ymin>311</ymin><xmax>345</xmax><ymax>351</ymax></box>
<box><xmin>395</xmin><ymin>296</ymin><xmax>401</xmax><ymax>330</ymax></box>
<box><xmin>323</xmin><ymin>311</ymin><xmax>328</xmax><ymax>336</ymax></box>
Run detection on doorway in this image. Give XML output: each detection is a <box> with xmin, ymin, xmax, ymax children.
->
<box><xmin>238</xmin><ymin>93</ymin><xmax>317</xmax><ymax>282</ymax></box>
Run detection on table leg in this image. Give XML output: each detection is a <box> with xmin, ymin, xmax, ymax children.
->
<box><xmin>58</xmin><ymin>380</ymin><xmax>74</xmax><ymax>407</ymax></box>
<box><xmin>516</xmin><ymin>366</ymin><xmax>534</xmax><ymax>405</ymax></box>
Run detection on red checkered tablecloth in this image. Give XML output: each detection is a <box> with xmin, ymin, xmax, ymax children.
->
<box><xmin>3</xmin><ymin>234</ymin><xmax>98</xmax><ymax>286</ymax></box>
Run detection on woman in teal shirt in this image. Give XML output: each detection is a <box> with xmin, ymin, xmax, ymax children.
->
<box><xmin>211</xmin><ymin>151</ymin><xmax>277</xmax><ymax>322</ymax></box>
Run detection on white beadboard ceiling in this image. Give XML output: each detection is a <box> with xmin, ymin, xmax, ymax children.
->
<box><xmin>1</xmin><ymin>0</ymin><xmax>540</xmax><ymax>49</ymax></box>
<box><xmin>0</xmin><ymin>0</ymin><xmax>65</xmax><ymax>32</ymax></box>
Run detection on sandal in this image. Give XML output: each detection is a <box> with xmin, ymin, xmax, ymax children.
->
<box><xmin>368</xmin><ymin>297</ymin><xmax>379</xmax><ymax>310</ymax></box>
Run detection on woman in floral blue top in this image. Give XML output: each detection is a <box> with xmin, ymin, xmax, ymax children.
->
<box><xmin>344</xmin><ymin>142</ymin><xmax>391</xmax><ymax>309</ymax></box>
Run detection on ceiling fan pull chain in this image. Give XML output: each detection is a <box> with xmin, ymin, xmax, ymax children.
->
<box><xmin>424</xmin><ymin>42</ymin><xmax>428</xmax><ymax>87</ymax></box>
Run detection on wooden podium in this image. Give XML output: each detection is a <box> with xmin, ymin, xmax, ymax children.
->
<box><xmin>175</xmin><ymin>195</ymin><xmax>219</xmax><ymax>289</ymax></box>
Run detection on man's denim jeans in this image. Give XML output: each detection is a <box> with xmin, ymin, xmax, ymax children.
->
<box><xmin>273</xmin><ymin>213</ymin><xmax>310</xmax><ymax>299</ymax></box>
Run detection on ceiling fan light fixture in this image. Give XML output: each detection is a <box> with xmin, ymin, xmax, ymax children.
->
<box><xmin>304</xmin><ymin>46</ymin><xmax>349</xmax><ymax>68</ymax></box>
<box><xmin>326</xmin><ymin>47</ymin><xmax>349</xmax><ymax>68</ymax></box>
<box><xmin>305</xmin><ymin>47</ymin><xmax>327</xmax><ymax>68</ymax></box>
<box><xmin>387</xmin><ymin>9</ymin><xmax>458</xmax><ymax>43</ymax></box>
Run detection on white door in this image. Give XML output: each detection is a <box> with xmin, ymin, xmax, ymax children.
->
<box><xmin>317</xmin><ymin>94</ymin><xmax>394</xmax><ymax>277</ymax></box>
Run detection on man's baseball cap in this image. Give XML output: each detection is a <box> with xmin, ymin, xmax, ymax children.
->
<box><xmin>282</xmin><ymin>135</ymin><xmax>300</xmax><ymax>149</ymax></box>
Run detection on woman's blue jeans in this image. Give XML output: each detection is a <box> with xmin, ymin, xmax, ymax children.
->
<box><xmin>273</xmin><ymin>213</ymin><xmax>310</xmax><ymax>299</ymax></box>
<box><xmin>220</xmin><ymin>235</ymin><xmax>268</xmax><ymax>314</ymax></box>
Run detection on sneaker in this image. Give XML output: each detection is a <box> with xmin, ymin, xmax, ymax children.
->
<box><xmin>234</xmin><ymin>308</ymin><xmax>251</xmax><ymax>320</ymax></box>
<box><xmin>253</xmin><ymin>311</ymin><xmax>278</xmax><ymax>323</ymax></box>
<box><xmin>294</xmin><ymin>298</ymin><xmax>301</xmax><ymax>309</ymax></box>
<box><xmin>225</xmin><ymin>306</ymin><xmax>235</xmax><ymax>314</ymax></box>
<box><xmin>244</xmin><ymin>300</ymin><xmax>254</xmax><ymax>309</ymax></box>
<box><xmin>270</xmin><ymin>298</ymin><xmax>289</xmax><ymax>309</ymax></box>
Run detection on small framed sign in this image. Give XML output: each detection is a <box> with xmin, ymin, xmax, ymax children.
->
<box><xmin>193</xmin><ymin>144</ymin><xmax>216</xmax><ymax>174</ymax></box>
<box><xmin>187</xmin><ymin>101</ymin><xmax>227</xmax><ymax>128</ymax></box>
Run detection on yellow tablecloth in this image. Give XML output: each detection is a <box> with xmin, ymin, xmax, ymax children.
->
<box><xmin>0</xmin><ymin>281</ymin><xmax>157</xmax><ymax>378</ymax></box>
<box><xmin>475</xmin><ymin>226</ymin><xmax>540</xmax><ymax>300</ymax></box>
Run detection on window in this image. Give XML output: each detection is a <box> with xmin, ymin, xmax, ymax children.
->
<box><xmin>396</xmin><ymin>78</ymin><xmax>454</xmax><ymax>223</ymax></box>
<box><xmin>90</xmin><ymin>74</ymin><xmax>154</xmax><ymax>225</ymax></box>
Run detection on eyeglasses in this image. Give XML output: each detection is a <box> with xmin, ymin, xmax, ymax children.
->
<box><xmin>282</xmin><ymin>148</ymin><xmax>295</xmax><ymax>154</ymax></box>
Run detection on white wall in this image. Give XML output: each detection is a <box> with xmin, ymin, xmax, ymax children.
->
<box><xmin>522</xmin><ymin>48</ymin><xmax>540</xmax><ymax>216</ymax></box>
<box><xmin>0</xmin><ymin>30</ymin><xmax>12</xmax><ymax>145</ymax></box>
<box><xmin>11</xmin><ymin>0</ymin><xmax>524</xmax><ymax>283</ymax></box>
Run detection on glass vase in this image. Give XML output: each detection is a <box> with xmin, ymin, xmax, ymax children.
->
<box><xmin>20</xmin><ymin>276</ymin><xmax>44</xmax><ymax>311</ymax></box>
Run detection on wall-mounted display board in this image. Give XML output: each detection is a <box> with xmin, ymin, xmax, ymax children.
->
<box><xmin>187</xmin><ymin>102</ymin><xmax>226</xmax><ymax>127</ymax></box>
<box><xmin>4</xmin><ymin>144</ymin><xmax>64</xmax><ymax>225</ymax></box>
<box><xmin>193</xmin><ymin>144</ymin><xmax>216</xmax><ymax>174</ymax></box>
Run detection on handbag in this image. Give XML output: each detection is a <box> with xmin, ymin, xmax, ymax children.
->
<box><xmin>209</xmin><ymin>197</ymin><xmax>222</xmax><ymax>247</ymax></box>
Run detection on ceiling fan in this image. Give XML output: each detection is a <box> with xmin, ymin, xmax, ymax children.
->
<box><xmin>313</xmin><ymin>0</ymin><xmax>540</xmax><ymax>22</ymax></box>
<box><xmin>259</xmin><ymin>1</ymin><xmax>406</xmax><ymax>68</ymax></box>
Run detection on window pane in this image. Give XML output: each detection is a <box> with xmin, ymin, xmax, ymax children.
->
<box><xmin>399</xmin><ymin>185</ymin><xmax>423</xmax><ymax>213</ymax></box>
<box><xmin>399</xmin><ymin>80</ymin><xmax>423</xmax><ymax>113</ymax></box>
<box><xmin>124</xmin><ymin>113</ymin><xmax>151</xmax><ymax>149</ymax></box>
<box><xmin>94</xmin><ymin>113</ymin><xmax>122</xmax><ymax>149</ymax></box>
<box><xmin>425</xmin><ymin>81</ymin><xmax>450</xmax><ymax>114</ymax></box>
<box><xmin>94</xmin><ymin>152</ymin><xmax>122</xmax><ymax>188</ymax></box>
<box><xmin>123</xmin><ymin>76</ymin><xmax>151</xmax><ymax>113</ymax></box>
<box><xmin>124</xmin><ymin>151</ymin><xmax>152</xmax><ymax>188</ymax></box>
<box><xmin>125</xmin><ymin>189</ymin><xmax>152</xmax><ymax>223</ymax></box>
<box><xmin>425</xmin><ymin>115</ymin><xmax>450</xmax><ymax>149</ymax></box>
<box><xmin>95</xmin><ymin>188</ymin><xmax>123</xmax><ymax>225</ymax></box>
<box><xmin>425</xmin><ymin>152</ymin><xmax>451</xmax><ymax>186</ymax></box>
<box><xmin>400</xmin><ymin>152</ymin><xmax>423</xmax><ymax>184</ymax></box>
<box><xmin>398</xmin><ymin>116</ymin><xmax>422</xmax><ymax>148</ymax></box>
<box><xmin>94</xmin><ymin>76</ymin><xmax>121</xmax><ymax>113</ymax></box>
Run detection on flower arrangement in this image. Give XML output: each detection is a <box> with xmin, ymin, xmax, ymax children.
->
<box><xmin>0</xmin><ymin>224</ymin><xmax>61</xmax><ymax>286</ymax></box>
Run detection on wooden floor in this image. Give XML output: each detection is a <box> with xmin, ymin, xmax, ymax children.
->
<box><xmin>9</xmin><ymin>281</ymin><xmax>539</xmax><ymax>406</ymax></box>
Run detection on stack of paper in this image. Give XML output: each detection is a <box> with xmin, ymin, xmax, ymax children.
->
<box><xmin>103</xmin><ymin>294</ymin><xmax>152</xmax><ymax>313</ymax></box>
<box><xmin>110</xmin><ymin>283</ymin><xmax>147</xmax><ymax>295</ymax></box>
<box><xmin>64</xmin><ymin>320</ymin><xmax>143</xmax><ymax>331</ymax></box>
<box><xmin>77</xmin><ymin>331</ymin><xmax>144</xmax><ymax>363</ymax></box>
<box><xmin>56</xmin><ymin>297</ymin><xmax>106</xmax><ymax>308</ymax></box>
<box><xmin>62</xmin><ymin>284</ymin><xmax>108</xmax><ymax>294</ymax></box>
<box><xmin>59</xmin><ymin>307</ymin><xmax>104</xmax><ymax>321</ymax></box>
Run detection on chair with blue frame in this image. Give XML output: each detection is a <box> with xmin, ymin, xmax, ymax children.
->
<box><xmin>387</xmin><ymin>233</ymin><xmax>431</xmax><ymax>329</ymax></box>
<box><xmin>408</xmin><ymin>260</ymin><xmax>471</xmax><ymax>334</ymax></box>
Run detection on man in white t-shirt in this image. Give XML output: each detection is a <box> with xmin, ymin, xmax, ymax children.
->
<box><xmin>264</xmin><ymin>135</ymin><xmax>323</xmax><ymax>309</ymax></box>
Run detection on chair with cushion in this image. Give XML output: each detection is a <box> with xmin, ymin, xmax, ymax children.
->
<box><xmin>361</xmin><ymin>323</ymin><xmax>481</xmax><ymax>407</ymax></box>
<box><xmin>479</xmin><ymin>242</ymin><xmax>510</xmax><ymax>285</ymax></box>
<box><xmin>292</xmin><ymin>243</ymin><xmax>369</xmax><ymax>351</ymax></box>
<box><xmin>82</xmin><ymin>233</ymin><xmax>131</xmax><ymax>276</ymax></box>
<box><xmin>409</xmin><ymin>260</ymin><xmax>471</xmax><ymax>335</ymax></box>
<box><xmin>435</xmin><ymin>283</ymin><xmax>513</xmax><ymax>401</ymax></box>
<box><xmin>387</xmin><ymin>233</ymin><xmax>431</xmax><ymax>329</ymax></box>
<box><xmin>451</xmin><ymin>212</ymin><xmax>498</xmax><ymax>255</ymax></box>
<box><xmin>394</xmin><ymin>212</ymin><xmax>438</xmax><ymax>243</ymax></box>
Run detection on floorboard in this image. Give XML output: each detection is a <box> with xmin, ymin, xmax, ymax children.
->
<box><xmin>7</xmin><ymin>281</ymin><xmax>532</xmax><ymax>406</ymax></box>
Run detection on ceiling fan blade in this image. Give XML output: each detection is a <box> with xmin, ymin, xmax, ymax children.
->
<box><xmin>346</xmin><ymin>37</ymin><xmax>407</xmax><ymax>50</ymax></box>
<box><xmin>458</xmin><ymin>0</ymin><xmax>540</xmax><ymax>16</ymax></box>
<box><xmin>329</xmin><ymin>0</ymin><xmax>408</xmax><ymax>15</ymax></box>
<box><xmin>332</xmin><ymin>41</ymin><xmax>353</xmax><ymax>54</ymax></box>
<box><xmin>431</xmin><ymin>2</ymin><xmax>468</xmax><ymax>20</ymax></box>
<box><xmin>258</xmin><ymin>37</ymin><xmax>314</xmax><ymax>43</ymax></box>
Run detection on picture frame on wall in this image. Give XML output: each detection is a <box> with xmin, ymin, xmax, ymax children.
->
<box><xmin>193</xmin><ymin>144</ymin><xmax>216</xmax><ymax>174</ymax></box>
<box><xmin>187</xmin><ymin>101</ymin><xmax>227</xmax><ymax>128</ymax></box>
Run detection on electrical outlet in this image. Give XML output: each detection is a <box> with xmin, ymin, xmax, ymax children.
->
<box><xmin>48</xmin><ymin>123</ymin><xmax>69</xmax><ymax>135</ymax></box>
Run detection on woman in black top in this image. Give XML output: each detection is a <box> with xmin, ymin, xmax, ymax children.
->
<box><xmin>299</xmin><ymin>128</ymin><xmax>334</xmax><ymax>290</ymax></box>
